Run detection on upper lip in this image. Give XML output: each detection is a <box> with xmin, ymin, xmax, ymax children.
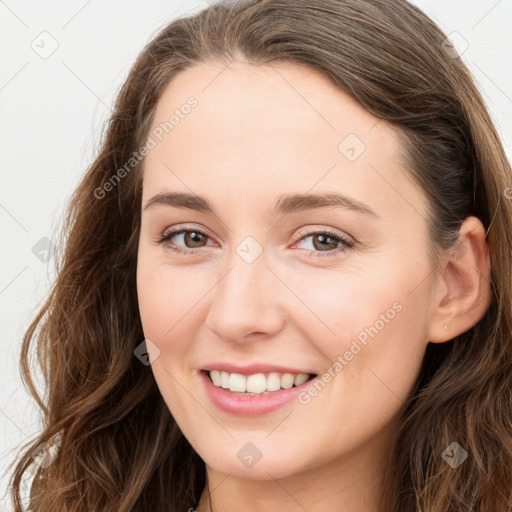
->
<box><xmin>202</xmin><ymin>363</ymin><xmax>316</xmax><ymax>375</ymax></box>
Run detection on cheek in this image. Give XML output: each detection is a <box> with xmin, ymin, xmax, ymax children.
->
<box><xmin>286</xmin><ymin>267</ymin><xmax>403</xmax><ymax>352</ymax></box>
<box><xmin>136</xmin><ymin>257</ymin><xmax>209</xmax><ymax>425</ymax></box>
<box><xmin>136</xmin><ymin>253</ymin><xmax>217</xmax><ymax>366</ymax></box>
<box><xmin>292</xmin><ymin>261</ymin><xmax>428</xmax><ymax>396</ymax></box>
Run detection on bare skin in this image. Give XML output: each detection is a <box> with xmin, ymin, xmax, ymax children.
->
<box><xmin>136</xmin><ymin>61</ymin><xmax>491</xmax><ymax>512</ymax></box>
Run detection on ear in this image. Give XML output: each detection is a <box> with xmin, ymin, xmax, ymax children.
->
<box><xmin>427</xmin><ymin>216</ymin><xmax>492</xmax><ymax>343</ymax></box>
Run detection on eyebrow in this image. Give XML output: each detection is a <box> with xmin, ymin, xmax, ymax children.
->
<box><xmin>143</xmin><ymin>191</ymin><xmax>379</xmax><ymax>218</ymax></box>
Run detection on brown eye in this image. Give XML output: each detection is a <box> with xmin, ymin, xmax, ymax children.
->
<box><xmin>182</xmin><ymin>231</ymin><xmax>208</xmax><ymax>248</ymax></box>
<box><xmin>294</xmin><ymin>229</ymin><xmax>355</xmax><ymax>258</ymax></box>
<box><xmin>311</xmin><ymin>233</ymin><xmax>340</xmax><ymax>251</ymax></box>
<box><xmin>157</xmin><ymin>227</ymin><xmax>214</xmax><ymax>254</ymax></box>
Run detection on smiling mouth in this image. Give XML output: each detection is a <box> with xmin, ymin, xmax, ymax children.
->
<box><xmin>202</xmin><ymin>369</ymin><xmax>317</xmax><ymax>395</ymax></box>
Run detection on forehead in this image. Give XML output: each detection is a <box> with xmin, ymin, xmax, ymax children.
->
<box><xmin>142</xmin><ymin>61</ymin><xmax>428</xmax><ymax>224</ymax></box>
<box><xmin>150</xmin><ymin>60</ymin><xmax>388</xmax><ymax>144</ymax></box>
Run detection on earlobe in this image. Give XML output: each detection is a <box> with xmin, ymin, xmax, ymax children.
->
<box><xmin>428</xmin><ymin>216</ymin><xmax>492</xmax><ymax>343</ymax></box>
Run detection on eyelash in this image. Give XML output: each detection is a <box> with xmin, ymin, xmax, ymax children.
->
<box><xmin>154</xmin><ymin>225</ymin><xmax>355</xmax><ymax>258</ymax></box>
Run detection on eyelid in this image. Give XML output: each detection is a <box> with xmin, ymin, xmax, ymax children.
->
<box><xmin>290</xmin><ymin>227</ymin><xmax>355</xmax><ymax>258</ymax></box>
<box><xmin>153</xmin><ymin>223</ymin><xmax>215</xmax><ymax>254</ymax></box>
<box><xmin>160</xmin><ymin>223</ymin><xmax>213</xmax><ymax>240</ymax></box>
<box><xmin>293</xmin><ymin>225</ymin><xmax>355</xmax><ymax>245</ymax></box>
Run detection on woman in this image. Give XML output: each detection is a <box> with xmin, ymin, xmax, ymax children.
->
<box><xmin>9</xmin><ymin>0</ymin><xmax>512</xmax><ymax>510</ymax></box>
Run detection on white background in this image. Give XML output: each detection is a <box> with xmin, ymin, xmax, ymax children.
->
<box><xmin>1</xmin><ymin>0</ymin><xmax>511</xmax><ymax>508</ymax></box>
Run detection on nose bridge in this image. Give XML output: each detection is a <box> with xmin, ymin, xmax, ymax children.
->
<box><xmin>205</xmin><ymin>238</ymin><xmax>284</xmax><ymax>342</ymax></box>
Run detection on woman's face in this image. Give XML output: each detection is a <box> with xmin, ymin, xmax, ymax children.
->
<box><xmin>136</xmin><ymin>61</ymin><xmax>438</xmax><ymax>482</ymax></box>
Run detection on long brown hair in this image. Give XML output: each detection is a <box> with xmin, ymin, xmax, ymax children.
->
<box><xmin>8</xmin><ymin>0</ymin><xmax>512</xmax><ymax>510</ymax></box>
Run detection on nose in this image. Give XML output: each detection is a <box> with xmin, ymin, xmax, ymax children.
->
<box><xmin>205</xmin><ymin>245</ymin><xmax>285</xmax><ymax>344</ymax></box>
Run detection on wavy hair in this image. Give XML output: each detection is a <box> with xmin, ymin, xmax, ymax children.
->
<box><xmin>8</xmin><ymin>0</ymin><xmax>512</xmax><ymax>510</ymax></box>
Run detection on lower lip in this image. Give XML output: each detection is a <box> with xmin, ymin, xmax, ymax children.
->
<box><xmin>200</xmin><ymin>370</ymin><xmax>317</xmax><ymax>417</ymax></box>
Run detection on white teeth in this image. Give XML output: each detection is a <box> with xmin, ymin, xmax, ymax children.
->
<box><xmin>294</xmin><ymin>373</ymin><xmax>309</xmax><ymax>386</ymax></box>
<box><xmin>220</xmin><ymin>371</ymin><xmax>230</xmax><ymax>389</ymax></box>
<box><xmin>246</xmin><ymin>373</ymin><xmax>267</xmax><ymax>393</ymax></box>
<box><xmin>280</xmin><ymin>373</ymin><xmax>294</xmax><ymax>389</ymax></box>
<box><xmin>267</xmin><ymin>372</ymin><xmax>281</xmax><ymax>392</ymax></box>
<box><xmin>228</xmin><ymin>372</ymin><xmax>246</xmax><ymax>392</ymax></box>
<box><xmin>210</xmin><ymin>370</ymin><xmax>221</xmax><ymax>386</ymax></box>
<box><xmin>207</xmin><ymin>370</ymin><xmax>312</xmax><ymax>394</ymax></box>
